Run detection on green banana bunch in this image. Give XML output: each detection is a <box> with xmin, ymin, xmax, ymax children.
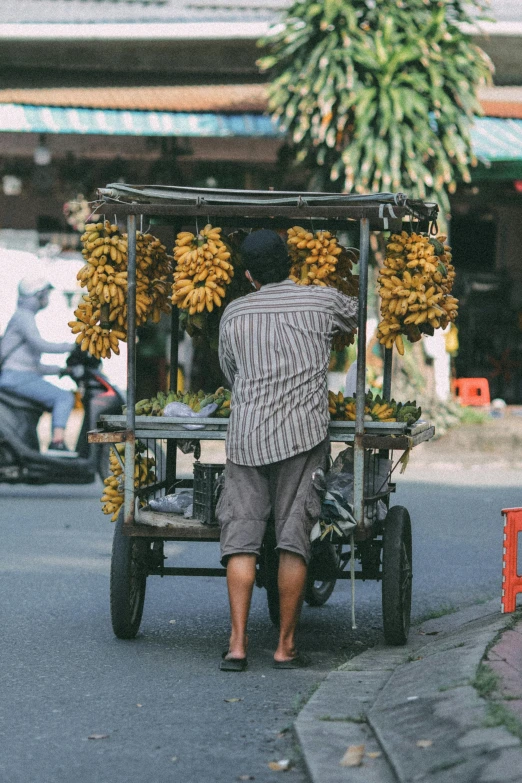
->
<box><xmin>131</xmin><ymin>387</ymin><xmax>232</xmax><ymax>417</ymax></box>
<box><xmin>396</xmin><ymin>401</ymin><xmax>422</xmax><ymax>425</ymax></box>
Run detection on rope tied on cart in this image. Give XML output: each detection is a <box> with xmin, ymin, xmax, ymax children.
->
<box><xmin>378</xmin><ymin>203</ymin><xmax>398</xmax><ymax>231</ymax></box>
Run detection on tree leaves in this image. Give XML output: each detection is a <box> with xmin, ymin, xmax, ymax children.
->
<box><xmin>259</xmin><ymin>0</ymin><xmax>493</xmax><ymax>211</ymax></box>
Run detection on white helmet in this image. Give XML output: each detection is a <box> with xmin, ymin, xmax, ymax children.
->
<box><xmin>18</xmin><ymin>277</ymin><xmax>54</xmax><ymax>297</ymax></box>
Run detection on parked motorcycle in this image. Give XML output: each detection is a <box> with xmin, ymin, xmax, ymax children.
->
<box><xmin>0</xmin><ymin>346</ymin><xmax>124</xmax><ymax>484</ymax></box>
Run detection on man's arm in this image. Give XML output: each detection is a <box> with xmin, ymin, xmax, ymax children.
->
<box><xmin>332</xmin><ymin>291</ymin><xmax>359</xmax><ymax>335</ymax></box>
<box><xmin>218</xmin><ymin>321</ymin><xmax>238</xmax><ymax>388</ymax></box>
<box><xmin>18</xmin><ymin>311</ymin><xmax>74</xmax><ymax>355</ymax></box>
<box><xmin>38</xmin><ymin>363</ymin><xmax>63</xmax><ymax>376</ymax></box>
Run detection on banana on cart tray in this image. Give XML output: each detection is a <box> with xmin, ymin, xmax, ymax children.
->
<box><xmin>125</xmin><ymin>387</ymin><xmax>232</xmax><ymax>418</ymax></box>
<box><xmin>328</xmin><ymin>390</ymin><xmax>421</xmax><ymax>425</ymax></box>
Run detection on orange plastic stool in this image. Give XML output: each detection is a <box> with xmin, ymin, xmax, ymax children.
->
<box><xmin>453</xmin><ymin>377</ymin><xmax>491</xmax><ymax>406</ymax></box>
<box><xmin>501</xmin><ymin>508</ymin><xmax>522</xmax><ymax>613</ymax></box>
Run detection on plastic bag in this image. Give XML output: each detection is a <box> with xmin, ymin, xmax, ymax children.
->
<box><xmin>149</xmin><ymin>490</ymin><xmax>193</xmax><ymax>514</ymax></box>
<box><xmin>162</xmin><ymin>401</ymin><xmax>218</xmax><ymax>430</ymax></box>
<box><xmin>310</xmin><ymin>447</ymin><xmax>391</xmax><ymax>542</ymax></box>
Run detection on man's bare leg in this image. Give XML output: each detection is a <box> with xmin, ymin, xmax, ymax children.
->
<box><xmin>274</xmin><ymin>550</ymin><xmax>307</xmax><ymax>662</ymax></box>
<box><xmin>225</xmin><ymin>553</ymin><xmax>256</xmax><ymax>659</ymax></box>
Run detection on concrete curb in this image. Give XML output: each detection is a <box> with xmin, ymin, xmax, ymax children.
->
<box><xmin>295</xmin><ymin>600</ymin><xmax>522</xmax><ymax>782</ymax></box>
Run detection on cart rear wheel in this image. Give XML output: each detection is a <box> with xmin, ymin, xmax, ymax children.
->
<box><xmin>382</xmin><ymin>506</ymin><xmax>412</xmax><ymax>646</ymax></box>
<box><xmin>304</xmin><ymin>543</ymin><xmax>341</xmax><ymax>607</ymax></box>
<box><xmin>110</xmin><ymin>511</ymin><xmax>149</xmax><ymax>639</ymax></box>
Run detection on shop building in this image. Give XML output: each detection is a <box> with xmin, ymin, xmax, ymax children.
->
<box><xmin>1</xmin><ymin>1</ymin><xmax>522</xmax><ymax>398</ymax></box>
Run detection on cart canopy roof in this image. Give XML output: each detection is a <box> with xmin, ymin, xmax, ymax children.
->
<box><xmin>96</xmin><ymin>184</ymin><xmax>438</xmax><ymax>230</ymax></box>
<box><xmin>99</xmin><ymin>183</ymin><xmax>435</xmax><ymax>212</ymax></box>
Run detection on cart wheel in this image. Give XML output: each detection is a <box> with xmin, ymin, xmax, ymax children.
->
<box><xmin>304</xmin><ymin>543</ymin><xmax>341</xmax><ymax>607</ymax></box>
<box><xmin>382</xmin><ymin>506</ymin><xmax>412</xmax><ymax>646</ymax></box>
<box><xmin>110</xmin><ymin>511</ymin><xmax>149</xmax><ymax>639</ymax></box>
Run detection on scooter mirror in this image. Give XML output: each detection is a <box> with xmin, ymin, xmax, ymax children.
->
<box><xmin>68</xmin><ymin>364</ymin><xmax>85</xmax><ymax>381</ymax></box>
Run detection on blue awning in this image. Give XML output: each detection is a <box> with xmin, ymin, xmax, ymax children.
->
<box><xmin>1</xmin><ymin>103</ymin><xmax>522</xmax><ymax>164</ymax></box>
<box><xmin>0</xmin><ymin>103</ymin><xmax>280</xmax><ymax>138</ymax></box>
<box><xmin>470</xmin><ymin>117</ymin><xmax>522</xmax><ymax>162</ymax></box>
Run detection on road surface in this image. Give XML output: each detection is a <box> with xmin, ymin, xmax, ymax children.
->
<box><xmin>1</xmin><ymin>462</ymin><xmax>517</xmax><ymax>783</ymax></box>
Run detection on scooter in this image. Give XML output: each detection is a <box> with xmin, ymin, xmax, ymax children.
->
<box><xmin>0</xmin><ymin>346</ymin><xmax>125</xmax><ymax>484</ymax></box>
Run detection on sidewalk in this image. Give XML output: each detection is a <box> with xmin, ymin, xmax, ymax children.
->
<box><xmin>296</xmin><ymin>600</ymin><xmax>522</xmax><ymax>782</ymax></box>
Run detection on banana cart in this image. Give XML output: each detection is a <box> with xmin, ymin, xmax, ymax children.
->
<box><xmin>88</xmin><ymin>186</ymin><xmax>437</xmax><ymax>645</ymax></box>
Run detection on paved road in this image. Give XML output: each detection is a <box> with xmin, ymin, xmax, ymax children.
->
<box><xmin>1</xmin><ymin>469</ymin><xmax>519</xmax><ymax>783</ymax></box>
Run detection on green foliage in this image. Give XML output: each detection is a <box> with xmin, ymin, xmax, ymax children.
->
<box><xmin>484</xmin><ymin>702</ymin><xmax>522</xmax><ymax>740</ymax></box>
<box><xmin>473</xmin><ymin>662</ymin><xmax>500</xmax><ymax>698</ymax></box>
<box><xmin>259</xmin><ymin>0</ymin><xmax>493</xmax><ymax>211</ymax></box>
<box><xmin>458</xmin><ymin>406</ymin><xmax>489</xmax><ymax>425</ymax></box>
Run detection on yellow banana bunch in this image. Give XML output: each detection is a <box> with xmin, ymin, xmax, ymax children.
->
<box><xmin>344</xmin><ymin>400</ymin><xmax>357</xmax><ymax>421</ymax></box>
<box><xmin>328</xmin><ymin>391</ymin><xmax>404</xmax><ymax>423</ymax></box>
<box><xmin>287</xmin><ymin>227</ymin><xmax>359</xmax><ymax>350</ymax></box>
<box><xmin>100</xmin><ymin>443</ymin><xmax>156</xmax><ymax>522</ymax></box>
<box><xmin>71</xmin><ymin>222</ymin><xmax>173</xmax><ymax>359</ymax></box>
<box><xmin>288</xmin><ymin>226</ymin><xmax>347</xmax><ymax>286</ymax></box>
<box><xmin>369</xmin><ymin>401</ymin><xmax>396</xmax><ymax>422</ymax></box>
<box><xmin>135</xmin><ymin>233</ymin><xmax>173</xmax><ymax>324</ymax></box>
<box><xmin>287</xmin><ymin>231</ymin><xmax>359</xmax><ymax>293</ymax></box>
<box><xmin>377</xmin><ymin>231</ymin><xmax>458</xmax><ymax>355</ymax></box>
<box><xmin>328</xmin><ymin>390</ymin><xmax>346</xmax><ymax>417</ymax></box>
<box><xmin>72</xmin><ymin>220</ymin><xmax>130</xmax><ymax>358</ymax></box>
<box><xmin>171</xmin><ymin>224</ymin><xmax>234</xmax><ymax>315</ymax></box>
<box><xmin>101</xmin><ymin>445</ymin><xmax>125</xmax><ymax>521</ymax></box>
<box><xmin>68</xmin><ymin>315</ymin><xmax>124</xmax><ymax>360</ymax></box>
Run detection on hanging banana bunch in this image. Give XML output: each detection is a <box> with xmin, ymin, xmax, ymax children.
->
<box><xmin>377</xmin><ymin>231</ymin><xmax>458</xmax><ymax>355</ymax></box>
<box><xmin>135</xmin><ymin>232</ymin><xmax>173</xmax><ymax>325</ymax></box>
<box><xmin>70</xmin><ymin>222</ymin><xmax>173</xmax><ymax>359</ymax></box>
<box><xmin>171</xmin><ymin>224</ymin><xmax>234</xmax><ymax>315</ymax></box>
<box><xmin>100</xmin><ymin>443</ymin><xmax>156</xmax><ymax>522</ymax></box>
<box><xmin>288</xmin><ymin>226</ymin><xmax>343</xmax><ymax>285</ymax></box>
<box><xmin>100</xmin><ymin>445</ymin><xmax>125</xmax><ymax>522</ymax></box>
<box><xmin>70</xmin><ymin>220</ymin><xmax>129</xmax><ymax>359</ymax></box>
<box><xmin>287</xmin><ymin>226</ymin><xmax>359</xmax><ymax>350</ymax></box>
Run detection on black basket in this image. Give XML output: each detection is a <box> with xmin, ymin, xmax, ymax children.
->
<box><xmin>193</xmin><ymin>462</ymin><xmax>225</xmax><ymax>526</ymax></box>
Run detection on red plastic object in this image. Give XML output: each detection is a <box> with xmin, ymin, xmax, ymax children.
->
<box><xmin>501</xmin><ymin>508</ymin><xmax>522</xmax><ymax>613</ymax></box>
<box><xmin>453</xmin><ymin>377</ymin><xmax>491</xmax><ymax>406</ymax></box>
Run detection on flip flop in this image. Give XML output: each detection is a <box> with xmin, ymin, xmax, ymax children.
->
<box><xmin>272</xmin><ymin>653</ymin><xmax>311</xmax><ymax>669</ymax></box>
<box><xmin>220</xmin><ymin>649</ymin><xmax>248</xmax><ymax>672</ymax></box>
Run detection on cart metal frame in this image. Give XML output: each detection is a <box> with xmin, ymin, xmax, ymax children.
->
<box><xmin>90</xmin><ymin>184</ymin><xmax>438</xmax><ymax>641</ymax></box>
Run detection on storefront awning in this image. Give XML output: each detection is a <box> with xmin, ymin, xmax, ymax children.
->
<box><xmin>1</xmin><ymin>103</ymin><xmax>522</xmax><ymax>167</ymax></box>
<box><xmin>0</xmin><ymin>103</ymin><xmax>279</xmax><ymax>137</ymax></box>
<box><xmin>471</xmin><ymin>117</ymin><xmax>522</xmax><ymax>162</ymax></box>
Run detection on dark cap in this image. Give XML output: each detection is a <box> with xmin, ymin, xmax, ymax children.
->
<box><xmin>240</xmin><ymin>229</ymin><xmax>290</xmax><ymax>285</ymax></box>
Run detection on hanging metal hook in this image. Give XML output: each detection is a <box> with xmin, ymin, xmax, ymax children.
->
<box><xmin>85</xmin><ymin>199</ymin><xmax>103</xmax><ymax>224</ymax></box>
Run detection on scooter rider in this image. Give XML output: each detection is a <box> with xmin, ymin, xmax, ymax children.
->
<box><xmin>0</xmin><ymin>277</ymin><xmax>76</xmax><ymax>456</ymax></box>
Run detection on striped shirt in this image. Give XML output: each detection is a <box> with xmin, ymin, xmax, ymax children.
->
<box><xmin>218</xmin><ymin>279</ymin><xmax>358</xmax><ymax>467</ymax></box>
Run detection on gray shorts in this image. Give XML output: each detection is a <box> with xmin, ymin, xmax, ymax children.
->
<box><xmin>217</xmin><ymin>438</ymin><xmax>330</xmax><ymax>565</ymax></box>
